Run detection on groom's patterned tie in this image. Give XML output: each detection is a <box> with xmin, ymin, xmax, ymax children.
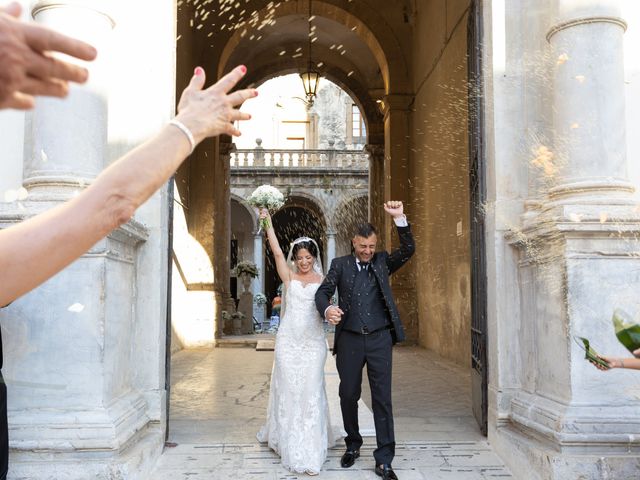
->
<box><xmin>359</xmin><ymin>262</ymin><xmax>369</xmax><ymax>272</ymax></box>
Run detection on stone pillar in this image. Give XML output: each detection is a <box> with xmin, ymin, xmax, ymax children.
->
<box><xmin>217</xmin><ymin>141</ymin><xmax>236</xmax><ymax>339</ymax></box>
<box><xmin>547</xmin><ymin>3</ymin><xmax>632</xmax><ymax>206</ymax></box>
<box><xmin>364</xmin><ymin>144</ymin><xmax>384</xmax><ymax>234</ymax></box>
<box><xmin>499</xmin><ymin>3</ymin><xmax>640</xmax><ymax>478</ymax></box>
<box><xmin>253</xmin><ymin>231</ymin><xmax>265</xmax><ymax>325</ymax></box>
<box><xmin>381</xmin><ymin>96</ymin><xmax>418</xmax><ymax>342</ymax></box>
<box><xmin>326</xmin><ymin>230</ymin><xmax>336</xmax><ymax>270</ymax></box>
<box><xmin>0</xmin><ymin>3</ymin><xmax>163</xmax><ymax>477</ymax></box>
<box><xmin>25</xmin><ymin>2</ymin><xmax>113</xmax><ymax>199</ymax></box>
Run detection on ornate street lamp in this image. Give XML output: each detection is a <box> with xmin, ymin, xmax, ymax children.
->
<box><xmin>300</xmin><ymin>0</ymin><xmax>320</xmax><ymax>105</ymax></box>
<box><xmin>300</xmin><ymin>68</ymin><xmax>320</xmax><ymax>104</ymax></box>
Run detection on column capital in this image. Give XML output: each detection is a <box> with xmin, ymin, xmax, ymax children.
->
<box><xmin>381</xmin><ymin>94</ymin><xmax>413</xmax><ymax>119</ymax></box>
<box><xmin>32</xmin><ymin>1</ymin><xmax>115</xmax><ymax>28</ymax></box>
<box><xmin>219</xmin><ymin>142</ymin><xmax>237</xmax><ymax>157</ymax></box>
<box><xmin>364</xmin><ymin>143</ymin><xmax>385</xmax><ymax>159</ymax></box>
<box><xmin>547</xmin><ymin>15</ymin><xmax>626</xmax><ymax>42</ymax></box>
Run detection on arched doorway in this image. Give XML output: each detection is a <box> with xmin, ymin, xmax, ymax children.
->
<box><xmin>170</xmin><ymin>0</ymin><xmax>486</xmax><ymax>453</ymax></box>
<box><xmin>264</xmin><ymin>201</ymin><xmax>326</xmax><ymax>315</ymax></box>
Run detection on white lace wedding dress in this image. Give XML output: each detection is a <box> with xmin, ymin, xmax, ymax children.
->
<box><xmin>257</xmin><ymin>279</ymin><xmax>335</xmax><ymax>474</ymax></box>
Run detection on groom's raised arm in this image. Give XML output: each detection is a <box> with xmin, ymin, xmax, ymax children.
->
<box><xmin>315</xmin><ymin>258</ymin><xmax>340</xmax><ymax>317</ymax></box>
<box><xmin>386</xmin><ymin>223</ymin><xmax>415</xmax><ymax>275</ymax></box>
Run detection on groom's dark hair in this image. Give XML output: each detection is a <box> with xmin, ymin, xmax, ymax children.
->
<box><xmin>354</xmin><ymin>223</ymin><xmax>377</xmax><ymax>238</ymax></box>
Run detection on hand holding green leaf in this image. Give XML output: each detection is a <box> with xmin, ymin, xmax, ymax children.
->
<box><xmin>574</xmin><ymin>336</ymin><xmax>610</xmax><ymax>369</ymax></box>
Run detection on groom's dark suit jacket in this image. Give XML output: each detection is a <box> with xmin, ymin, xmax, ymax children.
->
<box><xmin>315</xmin><ymin>224</ymin><xmax>415</xmax><ymax>353</ymax></box>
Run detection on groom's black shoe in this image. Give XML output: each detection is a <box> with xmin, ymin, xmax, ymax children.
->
<box><xmin>340</xmin><ymin>449</ymin><xmax>360</xmax><ymax>468</ymax></box>
<box><xmin>375</xmin><ymin>464</ymin><xmax>398</xmax><ymax>480</ymax></box>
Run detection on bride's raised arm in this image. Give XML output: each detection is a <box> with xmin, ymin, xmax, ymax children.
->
<box><xmin>259</xmin><ymin>208</ymin><xmax>291</xmax><ymax>284</ymax></box>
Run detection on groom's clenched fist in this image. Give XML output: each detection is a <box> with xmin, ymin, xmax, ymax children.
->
<box><xmin>384</xmin><ymin>200</ymin><xmax>404</xmax><ymax>218</ymax></box>
<box><xmin>325</xmin><ymin>306</ymin><xmax>344</xmax><ymax>325</ymax></box>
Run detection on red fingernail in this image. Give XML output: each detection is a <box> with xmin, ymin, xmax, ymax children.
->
<box><xmin>239</xmin><ymin>65</ymin><xmax>247</xmax><ymax>74</ymax></box>
<box><xmin>194</xmin><ymin>67</ymin><xmax>204</xmax><ymax>76</ymax></box>
<box><xmin>254</xmin><ymin>90</ymin><xmax>259</xmax><ymax>96</ymax></box>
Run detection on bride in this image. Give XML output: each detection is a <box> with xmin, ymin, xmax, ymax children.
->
<box><xmin>256</xmin><ymin>208</ymin><xmax>334</xmax><ymax>475</ymax></box>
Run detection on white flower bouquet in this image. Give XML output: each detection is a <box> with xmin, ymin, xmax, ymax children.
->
<box><xmin>247</xmin><ymin>185</ymin><xmax>285</xmax><ymax>230</ymax></box>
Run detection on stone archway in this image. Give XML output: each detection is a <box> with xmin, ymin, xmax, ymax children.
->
<box><xmin>264</xmin><ymin>200</ymin><xmax>327</xmax><ymax>312</ymax></box>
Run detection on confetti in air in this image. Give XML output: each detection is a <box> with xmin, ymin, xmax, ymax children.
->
<box><xmin>68</xmin><ymin>303</ymin><xmax>85</xmax><ymax>313</ymax></box>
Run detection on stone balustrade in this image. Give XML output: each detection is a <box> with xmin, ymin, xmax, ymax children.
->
<box><xmin>230</xmin><ymin>148</ymin><xmax>369</xmax><ymax>169</ymax></box>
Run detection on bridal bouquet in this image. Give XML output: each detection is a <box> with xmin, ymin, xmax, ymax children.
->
<box><xmin>247</xmin><ymin>185</ymin><xmax>285</xmax><ymax>230</ymax></box>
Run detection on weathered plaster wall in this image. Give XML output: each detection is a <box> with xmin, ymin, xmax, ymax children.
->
<box><xmin>410</xmin><ymin>0</ymin><xmax>472</xmax><ymax>366</ymax></box>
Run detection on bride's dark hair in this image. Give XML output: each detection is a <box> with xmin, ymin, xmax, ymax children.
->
<box><xmin>291</xmin><ymin>240</ymin><xmax>318</xmax><ymax>259</ymax></box>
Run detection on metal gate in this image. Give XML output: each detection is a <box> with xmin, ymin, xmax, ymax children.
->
<box><xmin>467</xmin><ymin>0</ymin><xmax>488</xmax><ymax>436</ymax></box>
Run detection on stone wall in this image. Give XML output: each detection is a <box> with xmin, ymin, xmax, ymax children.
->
<box><xmin>409</xmin><ymin>0</ymin><xmax>472</xmax><ymax>366</ymax></box>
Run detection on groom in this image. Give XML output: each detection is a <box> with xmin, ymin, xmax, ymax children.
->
<box><xmin>315</xmin><ymin>201</ymin><xmax>414</xmax><ymax>480</ymax></box>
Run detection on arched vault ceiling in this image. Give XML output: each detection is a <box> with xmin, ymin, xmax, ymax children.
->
<box><xmin>214</xmin><ymin>0</ymin><xmax>410</xmax><ymax>94</ymax></box>
<box><xmin>224</xmin><ymin>14</ymin><xmax>383</xmax><ymax>92</ymax></box>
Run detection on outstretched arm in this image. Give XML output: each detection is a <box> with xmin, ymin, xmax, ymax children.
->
<box><xmin>0</xmin><ymin>66</ymin><xmax>258</xmax><ymax>306</ymax></box>
<box><xmin>259</xmin><ymin>208</ymin><xmax>291</xmax><ymax>284</ymax></box>
<box><xmin>590</xmin><ymin>355</ymin><xmax>640</xmax><ymax>371</ymax></box>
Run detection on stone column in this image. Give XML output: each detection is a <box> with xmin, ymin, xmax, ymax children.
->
<box><xmin>237</xmin><ymin>275</ymin><xmax>254</xmax><ymax>334</ymax></box>
<box><xmin>501</xmin><ymin>3</ymin><xmax>640</xmax><ymax>478</ymax></box>
<box><xmin>216</xmin><ymin>141</ymin><xmax>236</xmax><ymax>338</ymax></box>
<box><xmin>25</xmin><ymin>2</ymin><xmax>113</xmax><ymax>200</ymax></box>
<box><xmin>0</xmin><ymin>3</ymin><xmax>162</xmax><ymax>477</ymax></box>
<box><xmin>380</xmin><ymin>96</ymin><xmax>417</xmax><ymax>342</ymax></box>
<box><xmin>253</xmin><ymin>231</ymin><xmax>265</xmax><ymax>325</ymax></box>
<box><xmin>364</xmin><ymin>144</ymin><xmax>384</xmax><ymax>233</ymax></box>
<box><xmin>326</xmin><ymin>230</ymin><xmax>336</xmax><ymax>270</ymax></box>
<box><xmin>547</xmin><ymin>2</ymin><xmax>632</xmax><ymax>207</ymax></box>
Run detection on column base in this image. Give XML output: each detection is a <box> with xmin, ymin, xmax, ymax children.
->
<box><xmin>9</xmin><ymin>391</ymin><xmax>151</xmax><ymax>451</ymax></box>
<box><xmin>9</xmin><ymin>423</ymin><xmax>164</xmax><ymax>480</ymax></box>
<box><xmin>492</xmin><ymin>418</ymin><xmax>640</xmax><ymax>480</ymax></box>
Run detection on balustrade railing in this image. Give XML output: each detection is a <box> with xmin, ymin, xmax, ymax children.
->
<box><xmin>230</xmin><ymin>148</ymin><xmax>369</xmax><ymax>169</ymax></box>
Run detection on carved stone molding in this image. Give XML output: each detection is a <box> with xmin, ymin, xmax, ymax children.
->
<box><xmin>547</xmin><ymin>16</ymin><xmax>627</xmax><ymax>42</ymax></box>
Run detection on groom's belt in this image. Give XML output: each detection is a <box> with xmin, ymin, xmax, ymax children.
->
<box><xmin>344</xmin><ymin>324</ymin><xmax>391</xmax><ymax>336</ymax></box>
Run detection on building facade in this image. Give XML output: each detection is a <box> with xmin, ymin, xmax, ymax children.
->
<box><xmin>1</xmin><ymin>0</ymin><xmax>640</xmax><ymax>478</ymax></box>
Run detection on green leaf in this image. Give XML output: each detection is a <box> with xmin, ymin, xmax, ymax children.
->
<box><xmin>574</xmin><ymin>336</ymin><xmax>610</xmax><ymax>368</ymax></box>
<box><xmin>612</xmin><ymin>309</ymin><xmax>640</xmax><ymax>354</ymax></box>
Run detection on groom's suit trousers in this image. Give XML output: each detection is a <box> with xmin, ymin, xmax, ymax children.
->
<box><xmin>336</xmin><ymin>328</ymin><xmax>395</xmax><ymax>465</ymax></box>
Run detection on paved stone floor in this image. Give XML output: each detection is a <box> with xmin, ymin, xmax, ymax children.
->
<box><xmin>151</xmin><ymin>340</ymin><xmax>512</xmax><ymax>479</ymax></box>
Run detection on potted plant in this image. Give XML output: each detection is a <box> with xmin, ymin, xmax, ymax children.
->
<box><xmin>254</xmin><ymin>293</ymin><xmax>267</xmax><ymax>306</ymax></box>
<box><xmin>234</xmin><ymin>260</ymin><xmax>259</xmax><ymax>278</ymax></box>
<box><xmin>221</xmin><ymin>310</ymin><xmax>232</xmax><ymax>335</ymax></box>
<box><xmin>231</xmin><ymin>311</ymin><xmax>245</xmax><ymax>335</ymax></box>
<box><xmin>234</xmin><ymin>261</ymin><xmax>259</xmax><ymax>293</ymax></box>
